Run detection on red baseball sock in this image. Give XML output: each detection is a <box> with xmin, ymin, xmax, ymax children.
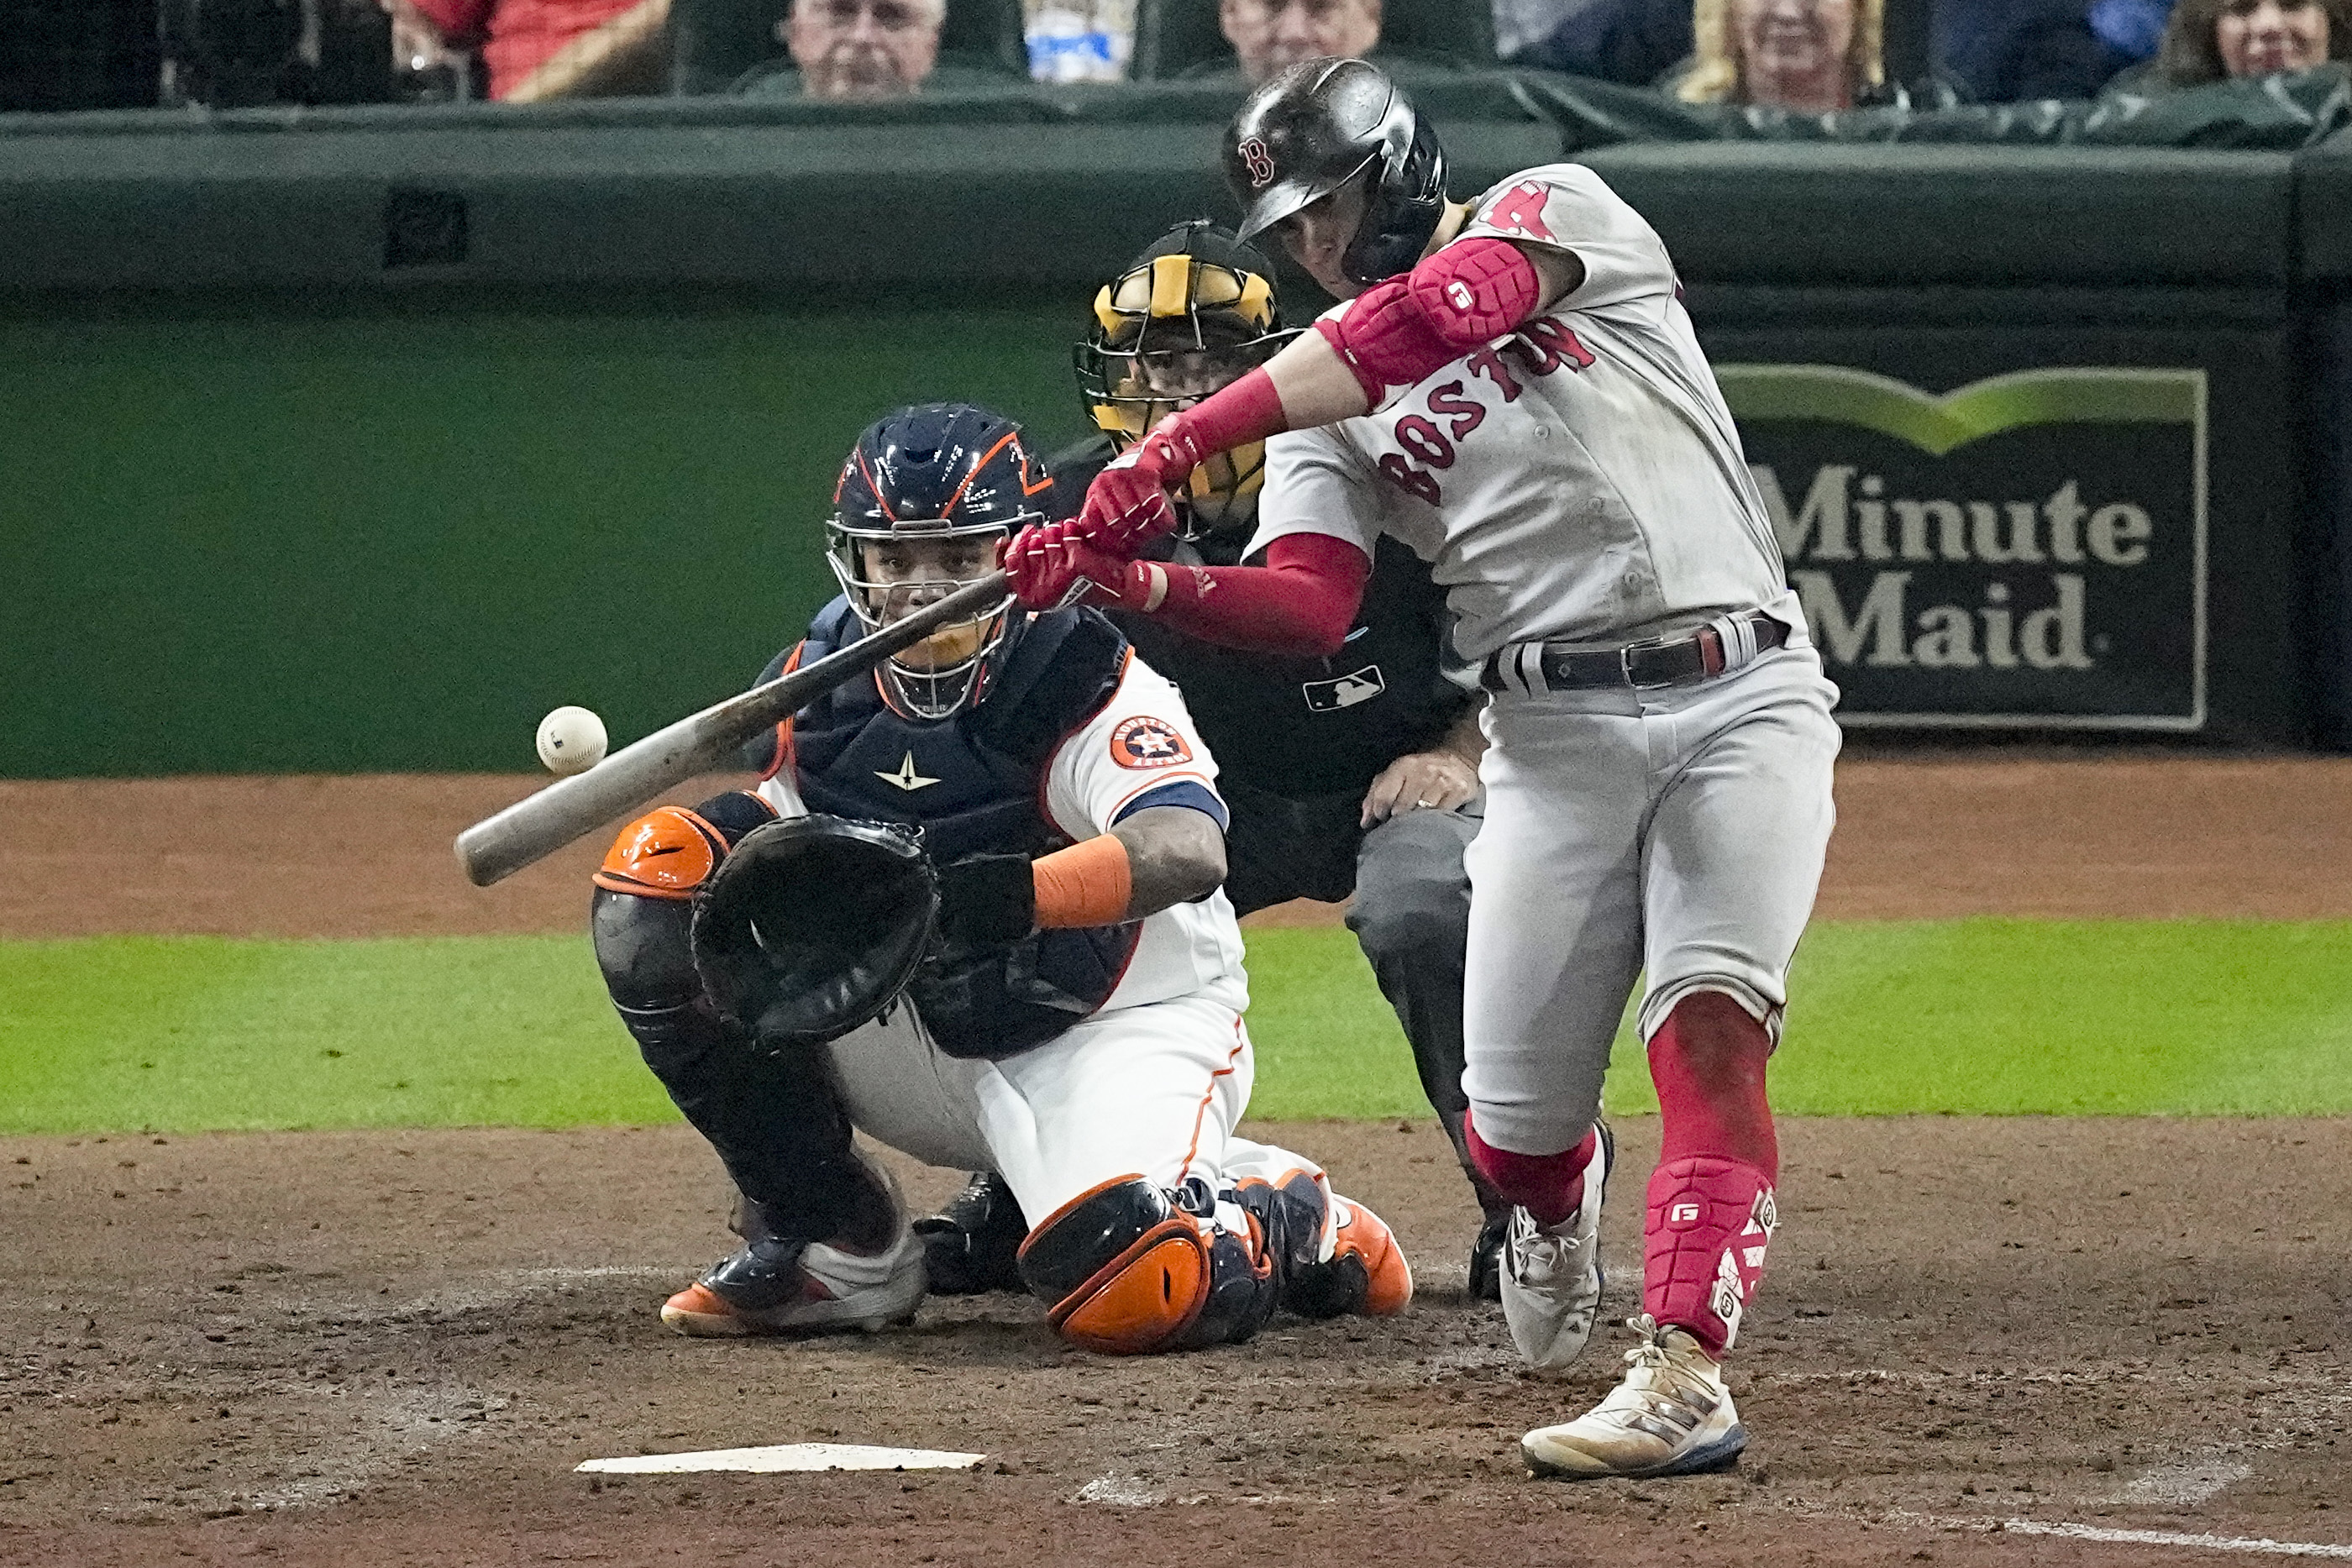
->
<box><xmin>1644</xmin><ymin>992</ymin><xmax>1780</xmax><ymax>1361</ymax></box>
<box><xmin>1464</xmin><ymin>1114</ymin><xmax>1598</xmax><ymax>1229</ymax></box>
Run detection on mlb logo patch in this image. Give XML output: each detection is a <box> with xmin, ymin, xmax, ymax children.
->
<box><xmin>1303</xmin><ymin>665</ymin><xmax>1386</xmax><ymax>713</ymax></box>
<box><xmin>1110</xmin><ymin>716</ymin><xmax>1193</xmax><ymax>769</ymax></box>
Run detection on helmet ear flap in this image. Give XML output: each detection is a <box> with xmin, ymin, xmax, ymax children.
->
<box><xmin>1341</xmin><ymin>113</ymin><xmax>1449</xmax><ymax>286</ymax></box>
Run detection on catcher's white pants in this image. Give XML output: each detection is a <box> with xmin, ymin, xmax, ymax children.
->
<box><xmin>825</xmin><ymin>991</ymin><xmax>1336</xmax><ymax>1248</ymax></box>
<box><xmin>1462</xmin><ymin>642</ymin><xmax>1842</xmax><ymax>1155</ymax></box>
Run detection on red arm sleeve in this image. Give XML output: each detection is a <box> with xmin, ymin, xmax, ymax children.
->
<box><xmin>1147</xmin><ymin>532</ymin><xmax>1372</xmax><ymax>658</ymax></box>
<box><xmin>408</xmin><ymin>0</ymin><xmax>494</xmax><ymax>37</ymax></box>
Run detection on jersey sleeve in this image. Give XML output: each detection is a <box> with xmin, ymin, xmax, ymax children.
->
<box><xmin>1460</xmin><ymin>163</ymin><xmax>1677</xmax><ymax>313</ymax></box>
<box><xmin>1042</xmin><ymin>649</ymin><xmax>1226</xmax><ymax>842</ymax></box>
<box><xmin>1247</xmin><ymin>422</ymin><xmax>1386</xmax><ymax>561</ymax></box>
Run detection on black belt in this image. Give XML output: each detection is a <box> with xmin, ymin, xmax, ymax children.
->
<box><xmin>1480</xmin><ymin>614</ymin><xmax>1789</xmax><ymax>695</ymax></box>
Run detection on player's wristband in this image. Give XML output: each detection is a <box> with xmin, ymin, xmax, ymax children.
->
<box><xmin>1126</xmin><ymin>561</ymin><xmax>1170</xmax><ymax>613</ymax></box>
<box><xmin>1032</xmin><ymin>834</ymin><xmax>1133</xmax><ymax>929</ymax></box>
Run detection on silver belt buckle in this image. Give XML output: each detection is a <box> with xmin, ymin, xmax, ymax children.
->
<box><xmin>1619</xmin><ymin>635</ymin><xmax>1678</xmax><ymax>690</ymax></box>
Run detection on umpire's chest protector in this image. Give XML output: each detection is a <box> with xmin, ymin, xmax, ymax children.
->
<box><xmin>747</xmin><ymin>600</ymin><xmax>1139</xmax><ymax>1060</ymax></box>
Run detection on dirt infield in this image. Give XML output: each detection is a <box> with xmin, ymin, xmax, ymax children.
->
<box><xmin>4</xmin><ymin>1117</ymin><xmax>2348</xmax><ymax>1566</ymax></box>
<box><xmin>3</xmin><ymin>755</ymin><xmax>2350</xmax><ymax>1565</ymax></box>
<box><xmin>7</xmin><ymin>752</ymin><xmax>2352</xmax><ymax>939</ymax></box>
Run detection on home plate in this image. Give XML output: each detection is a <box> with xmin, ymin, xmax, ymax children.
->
<box><xmin>576</xmin><ymin>1444</ymin><xmax>985</xmax><ymax>1475</ymax></box>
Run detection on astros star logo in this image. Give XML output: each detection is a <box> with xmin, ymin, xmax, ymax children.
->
<box><xmin>1110</xmin><ymin>716</ymin><xmax>1194</xmax><ymax>770</ymax></box>
<box><xmin>876</xmin><ymin>751</ymin><xmax>941</xmax><ymax>792</ymax></box>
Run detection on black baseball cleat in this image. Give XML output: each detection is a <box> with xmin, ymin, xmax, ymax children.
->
<box><xmin>912</xmin><ymin>1171</ymin><xmax>1030</xmax><ymax>1295</ymax></box>
<box><xmin>1467</xmin><ymin>1209</ymin><xmax>1509</xmax><ymax>1302</ymax></box>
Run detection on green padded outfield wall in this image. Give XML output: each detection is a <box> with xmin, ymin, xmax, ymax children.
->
<box><xmin>3</xmin><ymin>304</ymin><xmax>1091</xmax><ymax>776</ymax></box>
<box><xmin>1</xmin><ymin>92</ymin><xmax>2340</xmax><ymax>774</ymax></box>
<box><xmin>0</xmin><ymin>89</ymin><xmax>1564</xmax><ymax>777</ymax></box>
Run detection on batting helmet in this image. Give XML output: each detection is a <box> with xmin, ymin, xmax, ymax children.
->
<box><xmin>1224</xmin><ymin>57</ymin><xmax>1449</xmax><ymax>288</ymax></box>
<box><xmin>827</xmin><ymin>402</ymin><xmax>1051</xmax><ymax>720</ymax></box>
<box><xmin>1074</xmin><ymin>220</ymin><xmax>1296</xmax><ymax>536</ymax></box>
<box><xmin>690</xmin><ymin>814</ymin><xmax>938</xmax><ymax>1049</ymax></box>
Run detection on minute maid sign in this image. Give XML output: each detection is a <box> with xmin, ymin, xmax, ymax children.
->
<box><xmin>1719</xmin><ymin>365</ymin><xmax>2208</xmax><ymax>730</ymax></box>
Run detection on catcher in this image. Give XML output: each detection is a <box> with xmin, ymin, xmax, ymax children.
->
<box><xmin>917</xmin><ymin>222</ymin><xmax>1515</xmax><ymax>1303</ymax></box>
<box><xmin>589</xmin><ymin>400</ymin><xmax>1412</xmax><ymax>1355</ymax></box>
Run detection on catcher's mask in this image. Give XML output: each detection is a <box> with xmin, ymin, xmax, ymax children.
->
<box><xmin>827</xmin><ymin>402</ymin><xmax>1048</xmax><ymax>720</ymax></box>
<box><xmin>1225</xmin><ymin>57</ymin><xmax>1449</xmax><ymax>288</ymax></box>
<box><xmin>690</xmin><ymin>815</ymin><xmax>938</xmax><ymax>1049</ymax></box>
<box><xmin>1074</xmin><ymin>220</ymin><xmax>1295</xmax><ymax>538</ymax></box>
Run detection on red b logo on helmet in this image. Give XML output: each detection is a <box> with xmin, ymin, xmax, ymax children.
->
<box><xmin>1238</xmin><ymin>138</ymin><xmax>1276</xmax><ymax>189</ymax></box>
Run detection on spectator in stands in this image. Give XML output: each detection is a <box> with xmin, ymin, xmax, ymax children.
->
<box><xmin>2152</xmin><ymin>0</ymin><xmax>2347</xmax><ymax>81</ymax></box>
<box><xmin>2088</xmin><ymin>0</ymin><xmax>2171</xmax><ymax>66</ymax></box>
<box><xmin>1668</xmin><ymin>0</ymin><xmax>1954</xmax><ymax>108</ymax></box>
<box><xmin>725</xmin><ymin>0</ymin><xmax>1016</xmax><ymax>96</ymax></box>
<box><xmin>779</xmin><ymin>0</ymin><xmax>946</xmax><ymax>95</ymax></box>
<box><xmin>1935</xmin><ymin>0</ymin><xmax>2134</xmax><ymax>102</ymax></box>
<box><xmin>1218</xmin><ymin>0</ymin><xmax>1383</xmax><ymax>83</ymax></box>
<box><xmin>1503</xmin><ymin>0</ymin><xmax>1693</xmax><ymax>85</ymax></box>
<box><xmin>384</xmin><ymin>0</ymin><xmax>669</xmax><ymax>100</ymax></box>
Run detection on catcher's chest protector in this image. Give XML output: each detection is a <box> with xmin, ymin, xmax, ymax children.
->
<box><xmin>776</xmin><ymin>601</ymin><xmax>1142</xmax><ymax>1060</ymax></box>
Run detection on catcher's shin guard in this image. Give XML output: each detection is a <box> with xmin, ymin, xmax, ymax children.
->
<box><xmin>591</xmin><ymin>877</ymin><xmax>869</xmax><ymax>1245</ymax></box>
<box><xmin>1016</xmin><ymin>1176</ymin><xmax>1278</xmax><ymax>1355</ymax></box>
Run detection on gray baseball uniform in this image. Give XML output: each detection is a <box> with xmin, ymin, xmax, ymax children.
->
<box><xmin>1251</xmin><ymin>163</ymin><xmax>1841</xmax><ymax>1155</ymax></box>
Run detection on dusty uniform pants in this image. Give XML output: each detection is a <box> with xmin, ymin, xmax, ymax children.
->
<box><xmin>1462</xmin><ymin>643</ymin><xmax>1841</xmax><ymax>1155</ymax></box>
<box><xmin>825</xmin><ymin>993</ymin><xmax>1339</xmax><ymax>1256</ymax></box>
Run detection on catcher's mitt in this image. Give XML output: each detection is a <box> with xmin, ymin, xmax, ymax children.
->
<box><xmin>690</xmin><ymin>814</ymin><xmax>937</xmax><ymax>1048</ymax></box>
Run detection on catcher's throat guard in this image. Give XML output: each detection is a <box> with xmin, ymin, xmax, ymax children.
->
<box><xmin>690</xmin><ymin>815</ymin><xmax>937</xmax><ymax>1049</ymax></box>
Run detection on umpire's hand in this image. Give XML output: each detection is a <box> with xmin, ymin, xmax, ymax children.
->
<box><xmin>1360</xmin><ymin>746</ymin><xmax>1481</xmax><ymax>827</ymax></box>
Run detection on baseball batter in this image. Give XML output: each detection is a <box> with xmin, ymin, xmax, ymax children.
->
<box><xmin>917</xmin><ymin>220</ymin><xmax>1516</xmax><ymax>1303</ymax></box>
<box><xmin>589</xmin><ymin>401</ymin><xmax>1411</xmax><ymax>1356</ymax></box>
<box><xmin>1008</xmin><ymin>60</ymin><xmax>1840</xmax><ymax>1476</ymax></box>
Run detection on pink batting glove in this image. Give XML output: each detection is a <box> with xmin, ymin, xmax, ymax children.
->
<box><xmin>1072</xmin><ymin>448</ymin><xmax>1185</xmax><ymax>555</ymax></box>
<box><xmin>1005</xmin><ymin>522</ymin><xmax>1161</xmax><ymax>612</ymax></box>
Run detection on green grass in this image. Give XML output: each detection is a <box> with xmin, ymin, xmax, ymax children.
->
<box><xmin>4</xmin><ymin>921</ymin><xmax>2352</xmax><ymax>1135</ymax></box>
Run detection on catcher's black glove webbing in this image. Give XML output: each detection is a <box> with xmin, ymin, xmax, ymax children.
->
<box><xmin>690</xmin><ymin>815</ymin><xmax>937</xmax><ymax>1048</ymax></box>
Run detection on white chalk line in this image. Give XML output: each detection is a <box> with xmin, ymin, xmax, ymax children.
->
<box><xmin>579</xmin><ymin>1443</ymin><xmax>984</xmax><ymax>1475</ymax></box>
<box><xmin>1855</xmin><ymin>1508</ymin><xmax>2352</xmax><ymax>1560</ymax></box>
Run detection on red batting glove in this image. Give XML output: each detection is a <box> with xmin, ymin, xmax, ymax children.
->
<box><xmin>1073</xmin><ymin>447</ymin><xmax>1186</xmax><ymax>555</ymax></box>
<box><xmin>1005</xmin><ymin>522</ymin><xmax>1163</xmax><ymax>612</ymax></box>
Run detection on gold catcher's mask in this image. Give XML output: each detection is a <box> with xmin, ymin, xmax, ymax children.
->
<box><xmin>1074</xmin><ymin>220</ymin><xmax>1295</xmax><ymax>537</ymax></box>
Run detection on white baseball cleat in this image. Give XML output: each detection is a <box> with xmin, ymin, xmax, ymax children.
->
<box><xmin>1499</xmin><ymin>1120</ymin><xmax>1613</xmax><ymax>1371</ymax></box>
<box><xmin>1520</xmin><ymin>1315</ymin><xmax>1747</xmax><ymax>1480</ymax></box>
<box><xmin>661</xmin><ymin>1228</ymin><xmax>927</xmax><ymax>1337</ymax></box>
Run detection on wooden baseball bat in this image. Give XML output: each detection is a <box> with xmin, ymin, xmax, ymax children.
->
<box><xmin>454</xmin><ymin>572</ymin><xmax>1011</xmax><ymax>887</ymax></box>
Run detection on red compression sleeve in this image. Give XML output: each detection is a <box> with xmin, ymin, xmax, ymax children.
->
<box><xmin>1144</xmin><ymin>367</ymin><xmax>1292</xmax><ymax>478</ymax></box>
<box><xmin>1140</xmin><ymin>532</ymin><xmax>1370</xmax><ymax>657</ymax></box>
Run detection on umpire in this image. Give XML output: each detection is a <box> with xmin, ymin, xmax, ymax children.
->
<box><xmin>918</xmin><ymin>222</ymin><xmax>1509</xmax><ymax>1298</ymax></box>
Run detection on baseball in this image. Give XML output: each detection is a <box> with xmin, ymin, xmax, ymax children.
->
<box><xmin>535</xmin><ymin>705</ymin><xmax>607</xmax><ymax>776</ymax></box>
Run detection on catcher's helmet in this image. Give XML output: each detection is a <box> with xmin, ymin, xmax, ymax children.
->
<box><xmin>1074</xmin><ymin>220</ymin><xmax>1295</xmax><ymax>536</ymax></box>
<box><xmin>1225</xmin><ymin>57</ymin><xmax>1448</xmax><ymax>288</ymax></box>
<box><xmin>827</xmin><ymin>402</ymin><xmax>1050</xmax><ymax>721</ymax></box>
